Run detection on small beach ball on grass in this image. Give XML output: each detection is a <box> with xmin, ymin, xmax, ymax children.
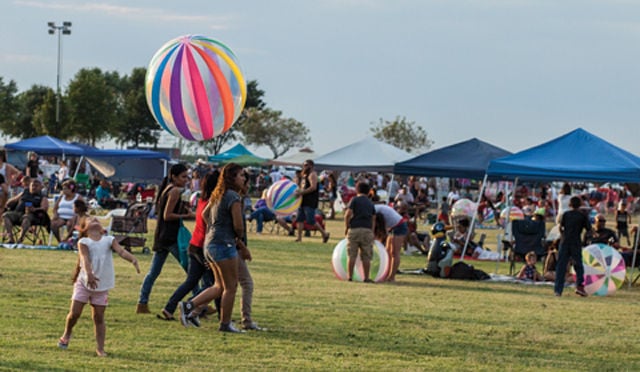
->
<box><xmin>331</xmin><ymin>239</ymin><xmax>389</xmax><ymax>282</ymax></box>
<box><xmin>266</xmin><ymin>179</ymin><xmax>301</xmax><ymax>216</ymax></box>
<box><xmin>575</xmin><ymin>243</ymin><xmax>626</xmax><ymax>296</ymax></box>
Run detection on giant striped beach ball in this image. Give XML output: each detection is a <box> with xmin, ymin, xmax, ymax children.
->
<box><xmin>576</xmin><ymin>243</ymin><xmax>626</xmax><ymax>296</ymax></box>
<box><xmin>145</xmin><ymin>35</ymin><xmax>246</xmax><ymax>141</ymax></box>
<box><xmin>499</xmin><ymin>206</ymin><xmax>524</xmax><ymax>227</ymax></box>
<box><xmin>266</xmin><ymin>179</ymin><xmax>301</xmax><ymax>217</ymax></box>
<box><xmin>332</xmin><ymin>239</ymin><xmax>389</xmax><ymax>282</ymax></box>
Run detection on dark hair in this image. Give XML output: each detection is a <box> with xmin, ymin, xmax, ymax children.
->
<box><xmin>561</xmin><ymin>183</ymin><xmax>571</xmax><ymax>195</ymax></box>
<box><xmin>200</xmin><ymin>170</ymin><xmax>220</xmax><ymax>201</ymax></box>
<box><xmin>356</xmin><ymin>181</ymin><xmax>371</xmax><ymax>195</ymax></box>
<box><xmin>62</xmin><ymin>179</ymin><xmax>76</xmax><ymax>192</ymax></box>
<box><xmin>209</xmin><ymin>163</ymin><xmax>243</xmax><ymax>204</ymax></box>
<box><xmin>74</xmin><ymin>199</ymin><xmax>87</xmax><ymax>213</ymax></box>
<box><xmin>569</xmin><ymin>196</ymin><xmax>582</xmax><ymax>209</ymax></box>
<box><xmin>157</xmin><ymin>163</ymin><xmax>189</xmax><ymax>208</ymax></box>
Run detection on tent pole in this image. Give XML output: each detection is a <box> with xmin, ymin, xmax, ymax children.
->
<box><xmin>628</xmin><ymin>226</ymin><xmax>639</xmax><ymax>289</ymax></box>
<box><xmin>461</xmin><ymin>174</ymin><xmax>488</xmax><ymax>262</ymax></box>
<box><xmin>73</xmin><ymin>156</ymin><xmax>84</xmax><ymax>178</ymax></box>
<box><xmin>499</xmin><ymin>178</ymin><xmax>518</xmax><ymax>273</ymax></box>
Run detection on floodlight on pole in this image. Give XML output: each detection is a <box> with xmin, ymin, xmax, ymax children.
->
<box><xmin>47</xmin><ymin>21</ymin><xmax>72</xmax><ymax>134</ymax></box>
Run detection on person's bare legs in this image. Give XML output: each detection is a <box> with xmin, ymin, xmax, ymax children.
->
<box><xmin>91</xmin><ymin>304</ymin><xmax>107</xmax><ymax>357</ymax></box>
<box><xmin>387</xmin><ymin>235</ymin><xmax>404</xmax><ymax>281</ymax></box>
<box><xmin>216</xmin><ymin>257</ymin><xmax>239</xmax><ymax>325</ymax></box>
<box><xmin>61</xmin><ymin>300</ymin><xmax>85</xmax><ymax>344</ymax></box>
<box><xmin>188</xmin><ymin>263</ymin><xmax>223</xmax><ymax>314</ymax></box>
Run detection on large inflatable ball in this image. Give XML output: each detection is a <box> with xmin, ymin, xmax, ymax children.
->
<box><xmin>451</xmin><ymin>198</ymin><xmax>477</xmax><ymax>220</ymax></box>
<box><xmin>145</xmin><ymin>35</ymin><xmax>246</xmax><ymax>141</ymax></box>
<box><xmin>576</xmin><ymin>243</ymin><xmax>626</xmax><ymax>296</ymax></box>
<box><xmin>266</xmin><ymin>179</ymin><xmax>301</xmax><ymax>217</ymax></box>
<box><xmin>332</xmin><ymin>239</ymin><xmax>389</xmax><ymax>282</ymax></box>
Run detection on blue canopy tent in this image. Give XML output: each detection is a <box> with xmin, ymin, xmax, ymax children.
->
<box><xmin>208</xmin><ymin>143</ymin><xmax>256</xmax><ymax>163</ymax></box>
<box><xmin>5</xmin><ymin>135</ymin><xmax>84</xmax><ymax>157</ymax></box>
<box><xmin>487</xmin><ymin>128</ymin><xmax>640</xmax><ymax>183</ymax></box>
<box><xmin>393</xmin><ymin>138</ymin><xmax>512</xmax><ymax>179</ymax></box>
<box><xmin>485</xmin><ymin>128</ymin><xmax>640</xmax><ymax>283</ymax></box>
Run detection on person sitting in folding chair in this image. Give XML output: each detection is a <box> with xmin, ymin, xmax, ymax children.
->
<box><xmin>583</xmin><ymin>214</ymin><xmax>639</xmax><ymax>268</ymax></box>
<box><xmin>3</xmin><ymin>178</ymin><xmax>50</xmax><ymax>244</ymax></box>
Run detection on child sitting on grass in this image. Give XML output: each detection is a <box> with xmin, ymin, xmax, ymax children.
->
<box><xmin>517</xmin><ymin>251</ymin><xmax>543</xmax><ymax>282</ymax></box>
<box><xmin>58</xmin><ymin>216</ymin><xmax>140</xmax><ymax>357</ymax></box>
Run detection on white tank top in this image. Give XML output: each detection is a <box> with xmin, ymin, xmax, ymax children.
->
<box><xmin>57</xmin><ymin>194</ymin><xmax>78</xmax><ymax>220</ymax></box>
<box><xmin>0</xmin><ymin>163</ymin><xmax>6</xmax><ymax>178</ymax></box>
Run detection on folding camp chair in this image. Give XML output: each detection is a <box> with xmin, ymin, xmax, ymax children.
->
<box><xmin>505</xmin><ymin>218</ymin><xmax>547</xmax><ymax>275</ymax></box>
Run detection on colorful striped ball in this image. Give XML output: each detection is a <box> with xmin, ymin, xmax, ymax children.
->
<box><xmin>266</xmin><ymin>179</ymin><xmax>301</xmax><ymax>217</ymax></box>
<box><xmin>331</xmin><ymin>239</ymin><xmax>389</xmax><ymax>282</ymax></box>
<box><xmin>145</xmin><ymin>35</ymin><xmax>246</xmax><ymax>141</ymax></box>
<box><xmin>575</xmin><ymin>243</ymin><xmax>626</xmax><ymax>296</ymax></box>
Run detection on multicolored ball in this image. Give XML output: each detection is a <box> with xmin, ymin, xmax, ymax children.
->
<box><xmin>331</xmin><ymin>239</ymin><xmax>389</xmax><ymax>282</ymax></box>
<box><xmin>145</xmin><ymin>35</ymin><xmax>246</xmax><ymax>141</ymax></box>
<box><xmin>266</xmin><ymin>179</ymin><xmax>301</xmax><ymax>217</ymax></box>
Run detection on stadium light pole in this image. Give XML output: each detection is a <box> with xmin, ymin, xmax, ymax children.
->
<box><xmin>47</xmin><ymin>21</ymin><xmax>72</xmax><ymax>134</ymax></box>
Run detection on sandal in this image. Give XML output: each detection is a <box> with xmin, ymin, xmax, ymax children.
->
<box><xmin>156</xmin><ymin>309</ymin><xmax>176</xmax><ymax>321</ymax></box>
<box><xmin>322</xmin><ymin>233</ymin><xmax>330</xmax><ymax>243</ymax></box>
<box><xmin>58</xmin><ymin>337</ymin><xmax>69</xmax><ymax>349</ymax></box>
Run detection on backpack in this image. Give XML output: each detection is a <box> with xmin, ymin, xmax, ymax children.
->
<box><xmin>450</xmin><ymin>262</ymin><xmax>490</xmax><ymax>280</ymax></box>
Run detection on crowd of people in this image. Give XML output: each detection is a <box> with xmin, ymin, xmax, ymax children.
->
<box><xmin>1</xmin><ymin>148</ymin><xmax>638</xmax><ymax>356</ymax></box>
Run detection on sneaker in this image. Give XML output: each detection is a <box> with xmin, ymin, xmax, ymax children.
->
<box><xmin>57</xmin><ymin>337</ymin><xmax>69</xmax><ymax>350</ymax></box>
<box><xmin>219</xmin><ymin>322</ymin><xmax>246</xmax><ymax>333</ymax></box>
<box><xmin>188</xmin><ymin>315</ymin><xmax>201</xmax><ymax>328</ymax></box>
<box><xmin>178</xmin><ymin>301</ymin><xmax>193</xmax><ymax>327</ymax></box>
<box><xmin>575</xmin><ymin>286</ymin><xmax>588</xmax><ymax>297</ymax></box>
<box><xmin>242</xmin><ymin>322</ymin><xmax>265</xmax><ymax>331</ymax></box>
<box><xmin>554</xmin><ymin>292</ymin><xmax>561</xmax><ymax>297</ymax></box>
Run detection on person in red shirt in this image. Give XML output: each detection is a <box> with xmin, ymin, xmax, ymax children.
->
<box><xmin>157</xmin><ymin>170</ymin><xmax>219</xmax><ymax>321</ymax></box>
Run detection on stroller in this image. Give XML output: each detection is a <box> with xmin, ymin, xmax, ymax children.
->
<box><xmin>111</xmin><ymin>202</ymin><xmax>152</xmax><ymax>254</ymax></box>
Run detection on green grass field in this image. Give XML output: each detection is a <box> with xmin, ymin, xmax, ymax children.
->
<box><xmin>1</xmin><ymin>215</ymin><xmax>639</xmax><ymax>371</ymax></box>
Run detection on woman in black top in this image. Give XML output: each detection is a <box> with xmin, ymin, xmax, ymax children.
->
<box><xmin>136</xmin><ymin>163</ymin><xmax>195</xmax><ymax>314</ymax></box>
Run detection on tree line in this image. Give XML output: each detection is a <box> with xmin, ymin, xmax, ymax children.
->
<box><xmin>0</xmin><ymin>68</ymin><xmax>432</xmax><ymax>158</ymax></box>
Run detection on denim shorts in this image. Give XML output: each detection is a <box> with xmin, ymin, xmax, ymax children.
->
<box><xmin>391</xmin><ymin>221</ymin><xmax>408</xmax><ymax>236</ymax></box>
<box><xmin>296</xmin><ymin>206</ymin><xmax>317</xmax><ymax>225</ymax></box>
<box><xmin>206</xmin><ymin>242</ymin><xmax>238</xmax><ymax>262</ymax></box>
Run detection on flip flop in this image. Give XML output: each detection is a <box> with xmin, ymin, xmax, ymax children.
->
<box><xmin>156</xmin><ymin>310</ymin><xmax>176</xmax><ymax>321</ymax></box>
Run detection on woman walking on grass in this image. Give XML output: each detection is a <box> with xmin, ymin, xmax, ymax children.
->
<box><xmin>136</xmin><ymin>163</ymin><xmax>195</xmax><ymax>314</ymax></box>
<box><xmin>179</xmin><ymin>163</ymin><xmax>250</xmax><ymax>333</ymax></box>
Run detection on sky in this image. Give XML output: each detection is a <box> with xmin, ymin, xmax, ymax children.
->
<box><xmin>2</xmin><ymin>0</ymin><xmax>640</xmax><ymax>158</ymax></box>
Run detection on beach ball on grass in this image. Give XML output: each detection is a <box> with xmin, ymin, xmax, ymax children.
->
<box><xmin>266</xmin><ymin>179</ymin><xmax>301</xmax><ymax>216</ymax></box>
<box><xmin>451</xmin><ymin>198</ymin><xmax>477</xmax><ymax>220</ymax></box>
<box><xmin>575</xmin><ymin>243</ymin><xmax>626</xmax><ymax>296</ymax></box>
<box><xmin>145</xmin><ymin>35</ymin><xmax>246</xmax><ymax>141</ymax></box>
<box><xmin>499</xmin><ymin>206</ymin><xmax>524</xmax><ymax>227</ymax></box>
<box><xmin>332</xmin><ymin>239</ymin><xmax>389</xmax><ymax>282</ymax></box>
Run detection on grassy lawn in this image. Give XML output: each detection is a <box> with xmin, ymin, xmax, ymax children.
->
<box><xmin>1</xmin><ymin>214</ymin><xmax>639</xmax><ymax>371</ymax></box>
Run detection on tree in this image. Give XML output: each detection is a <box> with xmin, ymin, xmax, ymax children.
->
<box><xmin>7</xmin><ymin>85</ymin><xmax>54</xmax><ymax>138</ymax></box>
<box><xmin>32</xmin><ymin>90</ymin><xmax>59</xmax><ymax>136</ymax></box>
<box><xmin>66</xmin><ymin>68</ymin><xmax>117</xmax><ymax>145</ymax></box>
<box><xmin>370</xmin><ymin>116</ymin><xmax>434</xmax><ymax>153</ymax></box>
<box><xmin>190</xmin><ymin>79</ymin><xmax>267</xmax><ymax>155</ymax></box>
<box><xmin>114</xmin><ymin>67</ymin><xmax>159</xmax><ymax>147</ymax></box>
<box><xmin>0</xmin><ymin>78</ymin><xmax>19</xmax><ymax>136</ymax></box>
<box><xmin>241</xmin><ymin>107</ymin><xmax>310</xmax><ymax>158</ymax></box>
